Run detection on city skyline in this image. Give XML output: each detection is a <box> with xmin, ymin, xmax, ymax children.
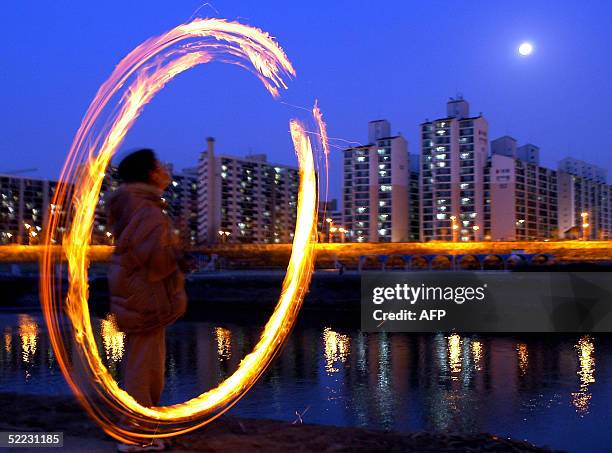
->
<box><xmin>2</xmin><ymin>1</ymin><xmax>612</xmax><ymax>204</ymax></box>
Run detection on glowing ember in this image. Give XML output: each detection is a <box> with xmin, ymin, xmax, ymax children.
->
<box><xmin>39</xmin><ymin>18</ymin><xmax>320</xmax><ymax>444</ymax></box>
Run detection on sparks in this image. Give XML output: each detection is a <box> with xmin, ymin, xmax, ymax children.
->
<box><xmin>39</xmin><ymin>18</ymin><xmax>320</xmax><ymax>444</ymax></box>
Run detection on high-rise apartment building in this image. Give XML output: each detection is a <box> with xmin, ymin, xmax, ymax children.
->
<box><xmin>486</xmin><ymin>137</ymin><xmax>558</xmax><ymax>240</ymax></box>
<box><xmin>318</xmin><ymin>199</ymin><xmax>344</xmax><ymax>242</ymax></box>
<box><xmin>197</xmin><ymin>137</ymin><xmax>299</xmax><ymax>244</ymax></box>
<box><xmin>408</xmin><ymin>154</ymin><xmax>420</xmax><ymax>241</ymax></box>
<box><xmin>163</xmin><ymin>166</ymin><xmax>199</xmax><ymax>246</ymax></box>
<box><xmin>0</xmin><ymin>174</ymin><xmax>58</xmax><ymax>244</ymax></box>
<box><xmin>90</xmin><ymin>164</ymin><xmax>198</xmax><ymax>246</ymax></box>
<box><xmin>343</xmin><ymin>120</ymin><xmax>410</xmax><ymax>242</ymax></box>
<box><xmin>558</xmin><ymin>157</ymin><xmax>607</xmax><ymax>184</ymax></box>
<box><xmin>558</xmin><ymin>160</ymin><xmax>612</xmax><ymax>239</ymax></box>
<box><xmin>420</xmin><ymin>97</ymin><xmax>488</xmax><ymax>241</ymax></box>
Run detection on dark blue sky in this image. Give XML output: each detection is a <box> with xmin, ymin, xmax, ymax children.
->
<box><xmin>1</xmin><ymin>1</ymin><xmax>611</xmax><ymax>202</ymax></box>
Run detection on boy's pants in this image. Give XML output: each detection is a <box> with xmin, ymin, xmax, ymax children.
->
<box><xmin>123</xmin><ymin>326</ymin><xmax>166</xmax><ymax>407</ymax></box>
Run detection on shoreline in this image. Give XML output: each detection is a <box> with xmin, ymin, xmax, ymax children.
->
<box><xmin>0</xmin><ymin>392</ymin><xmax>560</xmax><ymax>452</ymax></box>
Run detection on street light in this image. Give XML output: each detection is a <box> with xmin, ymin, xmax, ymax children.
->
<box><xmin>218</xmin><ymin>230</ymin><xmax>231</xmax><ymax>243</ymax></box>
<box><xmin>326</xmin><ymin>217</ymin><xmax>333</xmax><ymax>243</ymax></box>
<box><xmin>581</xmin><ymin>212</ymin><xmax>590</xmax><ymax>241</ymax></box>
<box><xmin>338</xmin><ymin>227</ymin><xmax>347</xmax><ymax>243</ymax></box>
<box><xmin>472</xmin><ymin>225</ymin><xmax>481</xmax><ymax>242</ymax></box>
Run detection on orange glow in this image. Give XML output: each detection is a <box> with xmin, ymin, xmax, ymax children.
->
<box><xmin>517</xmin><ymin>343</ymin><xmax>528</xmax><ymax>376</ymax></box>
<box><xmin>38</xmin><ymin>18</ymin><xmax>319</xmax><ymax>444</ymax></box>
<box><xmin>4</xmin><ymin>240</ymin><xmax>612</xmax><ymax>263</ymax></box>
<box><xmin>18</xmin><ymin>314</ymin><xmax>38</xmax><ymax>364</ymax></box>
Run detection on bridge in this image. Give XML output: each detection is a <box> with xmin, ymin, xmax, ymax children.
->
<box><xmin>0</xmin><ymin>241</ymin><xmax>610</xmax><ymax>271</ymax></box>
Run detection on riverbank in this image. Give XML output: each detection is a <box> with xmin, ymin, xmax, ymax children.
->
<box><xmin>0</xmin><ymin>393</ymin><xmax>560</xmax><ymax>452</ymax></box>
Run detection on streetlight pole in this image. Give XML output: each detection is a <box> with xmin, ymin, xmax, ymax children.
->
<box><xmin>325</xmin><ymin>218</ymin><xmax>333</xmax><ymax>243</ymax></box>
<box><xmin>218</xmin><ymin>230</ymin><xmax>231</xmax><ymax>243</ymax></box>
<box><xmin>338</xmin><ymin>227</ymin><xmax>346</xmax><ymax>243</ymax></box>
<box><xmin>581</xmin><ymin>212</ymin><xmax>590</xmax><ymax>241</ymax></box>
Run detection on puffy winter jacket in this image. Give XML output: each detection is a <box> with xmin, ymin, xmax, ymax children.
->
<box><xmin>106</xmin><ymin>182</ymin><xmax>187</xmax><ymax>333</ymax></box>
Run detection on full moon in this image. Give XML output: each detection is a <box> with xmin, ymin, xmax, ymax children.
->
<box><xmin>518</xmin><ymin>42</ymin><xmax>533</xmax><ymax>56</ymax></box>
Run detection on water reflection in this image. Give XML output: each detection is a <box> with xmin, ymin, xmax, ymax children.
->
<box><xmin>100</xmin><ymin>313</ymin><xmax>125</xmax><ymax>364</ymax></box>
<box><xmin>0</xmin><ymin>313</ymin><xmax>609</xmax><ymax>452</ymax></box>
<box><xmin>517</xmin><ymin>343</ymin><xmax>529</xmax><ymax>376</ymax></box>
<box><xmin>322</xmin><ymin>327</ymin><xmax>349</xmax><ymax>374</ymax></box>
<box><xmin>4</xmin><ymin>326</ymin><xmax>11</xmax><ymax>354</ymax></box>
<box><xmin>18</xmin><ymin>314</ymin><xmax>38</xmax><ymax>364</ymax></box>
<box><xmin>447</xmin><ymin>333</ymin><xmax>462</xmax><ymax>378</ymax></box>
<box><xmin>571</xmin><ymin>336</ymin><xmax>595</xmax><ymax>415</ymax></box>
<box><xmin>471</xmin><ymin>340</ymin><xmax>483</xmax><ymax>371</ymax></box>
<box><xmin>214</xmin><ymin>326</ymin><xmax>232</xmax><ymax>361</ymax></box>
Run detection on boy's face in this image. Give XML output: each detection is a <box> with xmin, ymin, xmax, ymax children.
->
<box><xmin>150</xmin><ymin>160</ymin><xmax>172</xmax><ymax>190</ymax></box>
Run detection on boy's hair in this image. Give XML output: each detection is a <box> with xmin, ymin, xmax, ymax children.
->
<box><xmin>117</xmin><ymin>149</ymin><xmax>157</xmax><ymax>183</ymax></box>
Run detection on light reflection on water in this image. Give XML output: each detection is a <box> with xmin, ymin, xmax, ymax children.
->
<box><xmin>18</xmin><ymin>314</ymin><xmax>38</xmax><ymax>367</ymax></box>
<box><xmin>0</xmin><ymin>312</ymin><xmax>611</xmax><ymax>452</ymax></box>
<box><xmin>571</xmin><ymin>335</ymin><xmax>595</xmax><ymax>415</ymax></box>
<box><xmin>100</xmin><ymin>313</ymin><xmax>125</xmax><ymax>364</ymax></box>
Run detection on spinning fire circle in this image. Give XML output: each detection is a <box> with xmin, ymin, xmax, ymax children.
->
<box><xmin>39</xmin><ymin>18</ymin><xmax>325</xmax><ymax>444</ymax></box>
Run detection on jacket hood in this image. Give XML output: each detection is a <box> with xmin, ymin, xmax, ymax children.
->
<box><xmin>107</xmin><ymin>183</ymin><xmax>164</xmax><ymax>239</ymax></box>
